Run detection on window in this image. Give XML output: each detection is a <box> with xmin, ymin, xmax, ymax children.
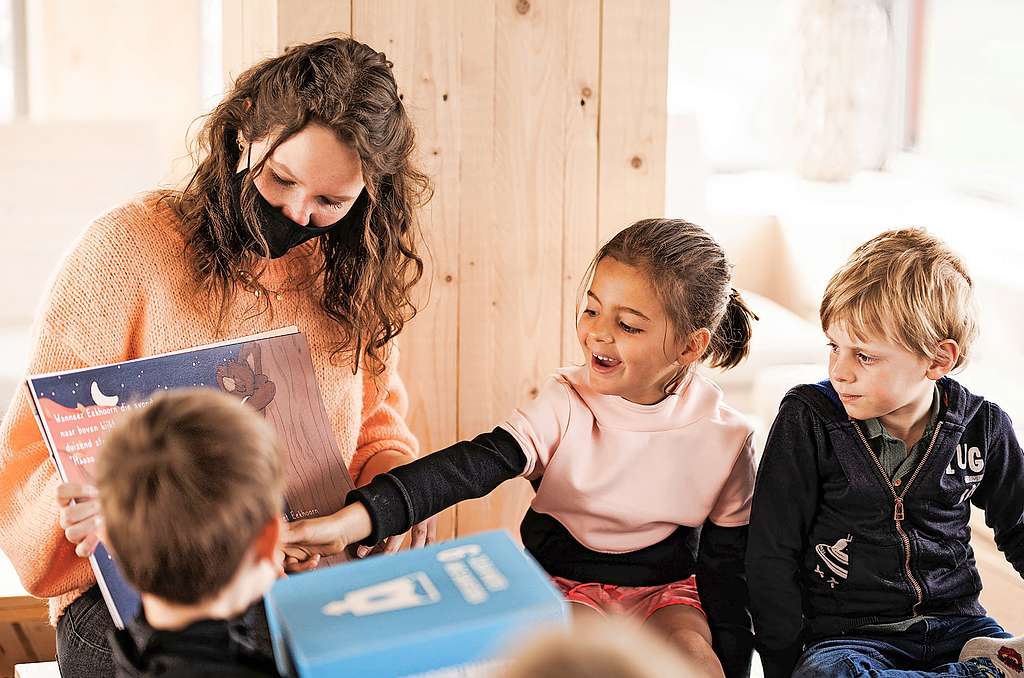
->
<box><xmin>915</xmin><ymin>0</ymin><xmax>1024</xmax><ymax>207</ymax></box>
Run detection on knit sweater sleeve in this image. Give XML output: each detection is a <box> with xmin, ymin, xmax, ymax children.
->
<box><xmin>0</xmin><ymin>329</ymin><xmax>96</xmax><ymax>598</ymax></box>
<box><xmin>349</xmin><ymin>346</ymin><xmax>420</xmax><ymax>483</ymax></box>
<box><xmin>0</xmin><ymin>212</ymin><xmax>144</xmax><ymax>599</ymax></box>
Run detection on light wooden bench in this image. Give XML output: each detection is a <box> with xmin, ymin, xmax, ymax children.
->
<box><xmin>0</xmin><ymin>553</ymin><xmax>54</xmax><ymax>676</ymax></box>
<box><xmin>14</xmin><ymin>661</ymin><xmax>59</xmax><ymax>678</ymax></box>
<box><xmin>0</xmin><ymin>554</ymin><xmax>47</xmax><ymax>625</ymax></box>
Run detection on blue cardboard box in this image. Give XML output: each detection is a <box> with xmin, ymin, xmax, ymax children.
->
<box><xmin>265</xmin><ymin>530</ymin><xmax>569</xmax><ymax>677</ymax></box>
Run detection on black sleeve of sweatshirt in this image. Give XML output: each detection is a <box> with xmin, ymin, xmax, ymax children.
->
<box><xmin>973</xmin><ymin>403</ymin><xmax>1024</xmax><ymax>578</ymax></box>
<box><xmin>745</xmin><ymin>396</ymin><xmax>822</xmax><ymax>678</ymax></box>
<box><xmin>696</xmin><ymin>521</ymin><xmax>752</xmax><ymax>678</ymax></box>
<box><xmin>346</xmin><ymin>427</ymin><xmax>528</xmax><ymax>545</ymax></box>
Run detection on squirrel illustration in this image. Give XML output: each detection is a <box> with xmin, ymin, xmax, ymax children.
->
<box><xmin>215</xmin><ymin>342</ymin><xmax>276</xmax><ymax>414</ymax></box>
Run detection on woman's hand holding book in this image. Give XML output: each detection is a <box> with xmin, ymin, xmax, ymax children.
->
<box><xmin>57</xmin><ymin>482</ymin><xmax>101</xmax><ymax>557</ymax></box>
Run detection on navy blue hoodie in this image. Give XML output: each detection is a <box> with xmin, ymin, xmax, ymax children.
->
<box><xmin>746</xmin><ymin>377</ymin><xmax>1024</xmax><ymax>678</ymax></box>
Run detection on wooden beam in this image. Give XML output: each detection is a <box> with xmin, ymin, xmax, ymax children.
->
<box><xmin>278</xmin><ymin>0</ymin><xmax>351</xmax><ymax>52</ymax></box>
<box><xmin>351</xmin><ymin>0</ymin><xmax>464</xmax><ymax>542</ymax></box>
<box><xmin>561</xmin><ymin>0</ymin><xmax>600</xmax><ymax>366</ymax></box>
<box><xmin>598</xmin><ymin>0</ymin><xmax>669</xmax><ymax>242</ymax></box>
<box><xmin>222</xmin><ymin>0</ymin><xmax>277</xmax><ymax>85</ymax></box>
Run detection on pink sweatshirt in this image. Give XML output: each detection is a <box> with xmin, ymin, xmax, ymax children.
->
<box><xmin>500</xmin><ymin>365</ymin><xmax>755</xmax><ymax>554</ymax></box>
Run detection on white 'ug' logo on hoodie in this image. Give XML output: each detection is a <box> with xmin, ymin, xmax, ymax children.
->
<box><xmin>946</xmin><ymin>444</ymin><xmax>984</xmax><ymax>503</ymax></box>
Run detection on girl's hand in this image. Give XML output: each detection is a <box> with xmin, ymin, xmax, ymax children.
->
<box><xmin>283</xmin><ymin>502</ymin><xmax>373</xmax><ymax>560</ymax></box>
<box><xmin>56</xmin><ymin>482</ymin><xmax>101</xmax><ymax>558</ymax></box>
<box><xmin>365</xmin><ymin>514</ymin><xmax>438</xmax><ymax>556</ymax></box>
<box><xmin>277</xmin><ymin>545</ymin><xmax>320</xmax><ymax>575</ymax></box>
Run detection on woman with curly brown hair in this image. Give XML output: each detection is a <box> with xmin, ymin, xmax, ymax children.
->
<box><xmin>0</xmin><ymin>36</ymin><xmax>433</xmax><ymax>676</ymax></box>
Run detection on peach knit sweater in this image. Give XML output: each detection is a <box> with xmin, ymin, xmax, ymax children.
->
<box><xmin>0</xmin><ymin>195</ymin><xmax>419</xmax><ymax>624</ymax></box>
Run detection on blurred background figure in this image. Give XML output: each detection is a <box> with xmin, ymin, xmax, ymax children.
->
<box><xmin>502</xmin><ymin>617</ymin><xmax>703</xmax><ymax>678</ymax></box>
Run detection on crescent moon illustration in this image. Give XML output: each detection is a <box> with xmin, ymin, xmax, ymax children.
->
<box><xmin>91</xmin><ymin>382</ymin><xmax>119</xmax><ymax>407</ymax></box>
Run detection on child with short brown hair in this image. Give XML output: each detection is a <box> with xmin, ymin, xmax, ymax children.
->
<box><xmin>97</xmin><ymin>389</ymin><xmax>285</xmax><ymax>677</ymax></box>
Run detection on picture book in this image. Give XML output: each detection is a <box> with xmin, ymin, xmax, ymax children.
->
<box><xmin>27</xmin><ymin>326</ymin><xmax>354</xmax><ymax>628</ymax></box>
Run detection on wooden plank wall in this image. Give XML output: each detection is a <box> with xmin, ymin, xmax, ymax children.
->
<box><xmin>352</xmin><ymin>0</ymin><xmax>462</xmax><ymax>543</ymax></box>
<box><xmin>260</xmin><ymin>0</ymin><xmax>670</xmax><ymax>540</ymax></box>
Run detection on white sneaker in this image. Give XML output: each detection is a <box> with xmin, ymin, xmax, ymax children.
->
<box><xmin>960</xmin><ymin>636</ymin><xmax>1024</xmax><ymax>677</ymax></box>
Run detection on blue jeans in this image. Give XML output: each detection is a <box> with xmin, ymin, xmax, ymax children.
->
<box><xmin>55</xmin><ymin>584</ymin><xmax>274</xmax><ymax>677</ymax></box>
<box><xmin>793</xmin><ymin>616</ymin><xmax>1010</xmax><ymax>677</ymax></box>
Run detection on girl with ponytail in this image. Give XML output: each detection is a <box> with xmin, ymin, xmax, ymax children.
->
<box><xmin>285</xmin><ymin>219</ymin><xmax>759</xmax><ymax>678</ymax></box>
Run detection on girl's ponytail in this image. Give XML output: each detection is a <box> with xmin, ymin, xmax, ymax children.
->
<box><xmin>705</xmin><ymin>288</ymin><xmax>758</xmax><ymax>370</ymax></box>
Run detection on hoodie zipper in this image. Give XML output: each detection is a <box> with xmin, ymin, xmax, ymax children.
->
<box><xmin>851</xmin><ymin>421</ymin><xmax>942</xmax><ymax>615</ymax></box>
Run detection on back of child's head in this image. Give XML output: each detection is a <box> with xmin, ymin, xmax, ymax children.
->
<box><xmin>501</xmin><ymin>617</ymin><xmax>699</xmax><ymax>678</ymax></box>
<box><xmin>821</xmin><ymin>227</ymin><xmax>977</xmax><ymax>368</ymax></box>
<box><xmin>589</xmin><ymin>218</ymin><xmax>757</xmax><ymax>370</ymax></box>
<box><xmin>97</xmin><ymin>389</ymin><xmax>283</xmax><ymax>605</ymax></box>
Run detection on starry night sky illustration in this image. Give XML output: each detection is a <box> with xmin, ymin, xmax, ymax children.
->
<box><xmin>29</xmin><ymin>344</ymin><xmax>245</xmax><ymax>408</ymax></box>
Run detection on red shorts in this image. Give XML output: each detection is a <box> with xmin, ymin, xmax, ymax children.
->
<box><xmin>550</xmin><ymin>575</ymin><xmax>705</xmax><ymax>621</ymax></box>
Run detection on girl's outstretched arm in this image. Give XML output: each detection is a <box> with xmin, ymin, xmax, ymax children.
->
<box><xmin>283</xmin><ymin>427</ymin><xmax>529</xmax><ymax>558</ymax></box>
<box><xmin>346</xmin><ymin>427</ymin><xmax>528</xmax><ymax>545</ymax></box>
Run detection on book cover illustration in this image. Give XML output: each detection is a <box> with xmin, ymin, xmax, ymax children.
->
<box><xmin>27</xmin><ymin>327</ymin><xmax>354</xmax><ymax>628</ymax></box>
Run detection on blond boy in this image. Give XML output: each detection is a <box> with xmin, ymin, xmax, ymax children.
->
<box><xmin>747</xmin><ymin>229</ymin><xmax>1024</xmax><ymax>678</ymax></box>
<box><xmin>96</xmin><ymin>389</ymin><xmax>284</xmax><ymax>677</ymax></box>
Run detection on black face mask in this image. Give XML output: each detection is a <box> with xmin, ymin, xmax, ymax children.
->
<box><xmin>229</xmin><ymin>168</ymin><xmax>367</xmax><ymax>259</ymax></box>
